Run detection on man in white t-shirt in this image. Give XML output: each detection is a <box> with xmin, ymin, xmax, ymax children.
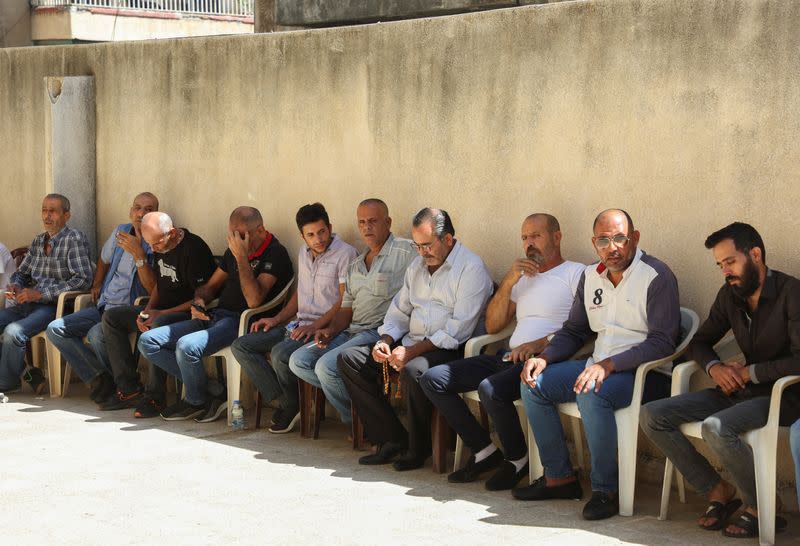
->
<box><xmin>420</xmin><ymin>213</ymin><xmax>584</xmax><ymax>490</ymax></box>
<box><xmin>0</xmin><ymin>243</ymin><xmax>16</xmax><ymax>308</ymax></box>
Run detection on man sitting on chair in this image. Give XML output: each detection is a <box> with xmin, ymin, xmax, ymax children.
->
<box><xmin>0</xmin><ymin>194</ymin><xmax>93</xmax><ymax>393</ymax></box>
<box><xmin>231</xmin><ymin>203</ymin><xmax>357</xmax><ymax>434</ymax></box>
<box><xmin>138</xmin><ymin>207</ymin><xmax>293</xmax><ymax>422</ymax></box>
<box><xmin>339</xmin><ymin>208</ymin><xmax>493</xmax><ymax>471</ymax></box>
<box><xmin>46</xmin><ymin>192</ymin><xmax>159</xmax><ymax>404</ymax></box>
<box><xmin>98</xmin><ymin>211</ymin><xmax>217</xmax><ymax>415</ymax></box>
<box><xmin>420</xmin><ymin>213</ymin><xmax>584</xmax><ymax>490</ymax></box>
<box><xmin>640</xmin><ymin>222</ymin><xmax>800</xmax><ymax>538</ymax></box>
<box><xmin>516</xmin><ymin>208</ymin><xmax>679</xmax><ymax>521</ymax></box>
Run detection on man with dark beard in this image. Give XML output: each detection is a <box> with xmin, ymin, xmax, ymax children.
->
<box><xmin>419</xmin><ymin>213</ymin><xmax>583</xmax><ymax>490</ymax></box>
<box><xmin>640</xmin><ymin>222</ymin><xmax>800</xmax><ymax>538</ymax></box>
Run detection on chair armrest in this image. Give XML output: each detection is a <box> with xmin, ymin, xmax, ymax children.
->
<box><xmin>75</xmin><ymin>294</ymin><xmax>94</xmax><ymax>311</ymax></box>
<box><xmin>237</xmin><ymin>279</ymin><xmax>295</xmax><ymax>336</ymax></box>
<box><xmin>765</xmin><ymin>375</ymin><xmax>800</xmax><ymax>429</ymax></box>
<box><xmin>134</xmin><ymin>296</ymin><xmax>150</xmax><ymax>306</ymax></box>
<box><xmin>670</xmin><ymin>360</ymin><xmax>704</xmax><ymax>396</ymax></box>
<box><xmin>55</xmin><ymin>290</ymin><xmax>89</xmax><ymax>318</ymax></box>
<box><xmin>464</xmin><ymin>322</ymin><xmax>516</xmax><ymax>358</ymax></box>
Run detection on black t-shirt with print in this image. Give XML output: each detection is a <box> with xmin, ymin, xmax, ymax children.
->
<box><xmin>154</xmin><ymin>229</ymin><xmax>216</xmax><ymax>310</ymax></box>
<box><xmin>216</xmin><ymin>235</ymin><xmax>294</xmax><ymax>313</ymax></box>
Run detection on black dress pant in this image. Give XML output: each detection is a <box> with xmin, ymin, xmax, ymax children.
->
<box><xmin>338</xmin><ymin>343</ymin><xmax>460</xmax><ymax>458</ymax></box>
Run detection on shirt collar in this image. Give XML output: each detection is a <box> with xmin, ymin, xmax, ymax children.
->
<box><xmin>43</xmin><ymin>226</ymin><xmax>70</xmax><ymax>244</ymax></box>
<box><xmin>249</xmin><ymin>231</ymin><xmax>272</xmax><ymax>261</ymax></box>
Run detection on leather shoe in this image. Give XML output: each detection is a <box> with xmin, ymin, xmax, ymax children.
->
<box><xmin>393</xmin><ymin>453</ymin><xmax>428</xmax><ymax>472</ymax></box>
<box><xmin>358</xmin><ymin>442</ymin><xmax>405</xmax><ymax>465</ymax></box>
<box><xmin>512</xmin><ymin>475</ymin><xmax>583</xmax><ymax>501</ymax></box>
<box><xmin>448</xmin><ymin>449</ymin><xmax>504</xmax><ymax>483</ymax></box>
<box><xmin>582</xmin><ymin>491</ymin><xmax>619</xmax><ymax>520</ymax></box>
<box><xmin>485</xmin><ymin>460</ymin><xmax>529</xmax><ymax>491</ymax></box>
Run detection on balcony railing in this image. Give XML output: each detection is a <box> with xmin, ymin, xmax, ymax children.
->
<box><xmin>31</xmin><ymin>0</ymin><xmax>254</xmax><ymax>18</ymax></box>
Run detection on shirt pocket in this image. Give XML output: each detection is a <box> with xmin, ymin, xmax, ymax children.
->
<box><xmin>373</xmin><ymin>272</ymin><xmax>390</xmax><ymax>298</ymax></box>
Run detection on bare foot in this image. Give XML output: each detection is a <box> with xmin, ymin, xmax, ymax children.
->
<box><xmin>699</xmin><ymin>480</ymin><xmax>737</xmax><ymax>528</ymax></box>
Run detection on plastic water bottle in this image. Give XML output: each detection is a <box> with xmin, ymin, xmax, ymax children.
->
<box><xmin>231</xmin><ymin>400</ymin><xmax>245</xmax><ymax>430</ymax></box>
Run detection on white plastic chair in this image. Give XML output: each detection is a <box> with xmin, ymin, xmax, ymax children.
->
<box><xmin>203</xmin><ymin>279</ymin><xmax>294</xmax><ymax>425</ymax></box>
<box><xmin>453</xmin><ymin>321</ymin><xmax>590</xmax><ymax>484</ymax></box>
<box><xmin>658</xmin><ymin>333</ymin><xmax>800</xmax><ymax>546</ymax></box>
<box><xmin>28</xmin><ymin>290</ymin><xmax>89</xmax><ymax>397</ymax></box>
<box><xmin>526</xmin><ymin>306</ymin><xmax>700</xmax><ymax>517</ymax></box>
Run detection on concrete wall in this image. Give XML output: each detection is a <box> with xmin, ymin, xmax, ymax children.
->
<box><xmin>1</xmin><ymin>0</ymin><xmax>800</xmax><ymax>496</ymax></box>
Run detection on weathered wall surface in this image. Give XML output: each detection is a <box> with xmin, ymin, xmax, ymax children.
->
<box><xmin>1</xmin><ymin>0</ymin><xmax>800</xmax><ymax>498</ymax></box>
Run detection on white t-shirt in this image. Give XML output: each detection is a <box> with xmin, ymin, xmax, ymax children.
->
<box><xmin>0</xmin><ymin>243</ymin><xmax>16</xmax><ymax>308</ymax></box>
<box><xmin>509</xmin><ymin>260</ymin><xmax>584</xmax><ymax>348</ymax></box>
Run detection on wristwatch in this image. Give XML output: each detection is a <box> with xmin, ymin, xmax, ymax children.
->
<box><xmin>135</xmin><ymin>259</ymin><xmax>145</xmax><ymax>268</ymax></box>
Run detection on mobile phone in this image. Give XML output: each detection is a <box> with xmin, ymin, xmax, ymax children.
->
<box><xmin>138</xmin><ymin>312</ymin><xmax>149</xmax><ymax>320</ymax></box>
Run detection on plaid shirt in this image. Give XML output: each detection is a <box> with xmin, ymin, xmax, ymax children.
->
<box><xmin>11</xmin><ymin>226</ymin><xmax>93</xmax><ymax>303</ymax></box>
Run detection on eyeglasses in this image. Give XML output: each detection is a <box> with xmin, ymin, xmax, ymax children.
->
<box><xmin>411</xmin><ymin>241</ymin><xmax>436</xmax><ymax>252</ymax></box>
<box><xmin>594</xmin><ymin>234</ymin><xmax>630</xmax><ymax>249</ymax></box>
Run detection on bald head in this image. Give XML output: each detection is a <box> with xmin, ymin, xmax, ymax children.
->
<box><xmin>142</xmin><ymin>212</ymin><xmax>173</xmax><ymax>235</ymax></box>
<box><xmin>593</xmin><ymin>209</ymin><xmax>634</xmax><ymax>235</ymax></box>
<box><xmin>230</xmin><ymin>206</ymin><xmax>264</xmax><ymax>231</ymax></box>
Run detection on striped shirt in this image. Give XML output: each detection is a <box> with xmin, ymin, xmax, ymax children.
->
<box><xmin>11</xmin><ymin>226</ymin><xmax>93</xmax><ymax>303</ymax></box>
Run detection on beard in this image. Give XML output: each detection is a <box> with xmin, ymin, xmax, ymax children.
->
<box><xmin>726</xmin><ymin>258</ymin><xmax>761</xmax><ymax>299</ymax></box>
<box><xmin>526</xmin><ymin>246</ymin><xmax>545</xmax><ymax>266</ymax></box>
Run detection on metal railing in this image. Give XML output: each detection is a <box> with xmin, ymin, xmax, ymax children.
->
<box><xmin>30</xmin><ymin>0</ymin><xmax>254</xmax><ymax>18</ymax></box>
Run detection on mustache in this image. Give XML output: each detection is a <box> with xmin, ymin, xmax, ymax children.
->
<box><xmin>725</xmin><ymin>275</ymin><xmax>740</xmax><ymax>283</ymax></box>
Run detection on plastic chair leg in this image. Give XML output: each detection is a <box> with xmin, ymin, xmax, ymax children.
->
<box><xmin>616</xmin><ymin>412</ymin><xmax>638</xmax><ymax>517</ymax></box>
<box><xmin>528</xmin><ymin>419</ymin><xmax>544</xmax><ymax>484</ymax></box>
<box><xmin>677</xmin><ymin>470</ymin><xmax>686</xmax><ymax>503</ymax></box>
<box><xmin>225</xmin><ymin>355</ymin><xmax>240</xmax><ymax>426</ymax></box>
<box><xmin>570</xmin><ymin>416</ymin><xmax>584</xmax><ymax>472</ymax></box>
<box><xmin>752</xmin><ymin>432</ymin><xmax>778</xmax><ymax>546</ymax></box>
<box><xmin>659</xmin><ymin>459</ymin><xmax>674</xmax><ymax>521</ymax></box>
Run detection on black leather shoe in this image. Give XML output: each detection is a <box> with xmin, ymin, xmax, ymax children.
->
<box><xmin>582</xmin><ymin>491</ymin><xmax>619</xmax><ymax>520</ymax></box>
<box><xmin>512</xmin><ymin>475</ymin><xmax>583</xmax><ymax>501</ymax></box>
<box><xmin>358</xmin><ymin>442</ymin><xmax>405</xmax><ymax>465</ymax></box>
<box><xmin>485</xmin><ymin>460</ymin><xmax>529</xmax><ymax>491</ymax></box>
<box><xmin>392</xmin><ymin>453</ymin><xmax>428</xmax><ymax>472</ymax></box>
<box><xmin>447</xmin><ymin>449</ymin><xmax>504</xmax><ymax>483</ymax></box>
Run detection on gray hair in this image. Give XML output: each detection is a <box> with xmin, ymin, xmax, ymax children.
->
<box><xmin>143</xmin><ymin>212</ymin><xmax>174</xmax><ymax>234</ymax></box>
<box><xmin>44</xmin><ymin>193</ymin><xmax>70</xmax><ymax>212</ymax></box>
<box><xmin>412</xmin><ymin>208</ymin><xmax>455</xmax><ymax>238</ymax></box>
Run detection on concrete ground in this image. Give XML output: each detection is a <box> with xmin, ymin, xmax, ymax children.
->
<box><xmin>2</xmin><ymin>389</ymin><xmax>799</xmax><ymax>546</ymax></box>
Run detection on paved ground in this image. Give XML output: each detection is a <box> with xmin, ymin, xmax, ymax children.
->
<box><xmin>2</xmin><ymin>389</ymin><xmax>799</xmax><ymax>545</ymax></box>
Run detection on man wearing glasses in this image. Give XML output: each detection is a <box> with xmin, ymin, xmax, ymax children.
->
<box><xmin>338</xmin><ymin>208</ymin><xmax>493</xmax><ymax>471</ymax></box>
<box><xmin>514</xmin><ymin>209</ymin><xmax>680</xmax><ymax>520</ymax></box>
<box><xmin>98</xmin><ymin>211</ymin><xmax>216</xmax><ymax>414</ymax></box>
<box><xmin>419</xmin><ymin>213</ymin><xmax>585</xmax><ymax>490</ymax></box>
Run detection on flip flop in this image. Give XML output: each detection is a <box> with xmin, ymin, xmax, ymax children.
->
<box><xmin>721</xmin><ymin>512</ymin><xmax>788</xmax><ymax>538</ymax></box>
<box><xmin>699</xmin><ymin>498</ymin><xmax>742</xmax><ymax>531</ymax></box>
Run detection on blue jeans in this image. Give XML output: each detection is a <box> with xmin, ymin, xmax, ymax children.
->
<box><xmin>792</xmin><ymin>419</ymin><xmax>800</xmax><ymax>507</ymax></box>
<box><xmin>137</xmin><ymin>309</ymin><xmax>241</xmax><ymax>406</ymax></box>
<box><xmin>230</xmin><ymin>327</ymin><xmax>304</xmax><ymax>413</ymax></box>
<box><xmin>288</xmin><ymin>328</ymin><xmax>380</xmax><ymax>424</ymax></box>
<box><xmin>46</xmin><ymin>306</ymin><xmax>110</xmax><ymax>384</ymax></box>
<box><xmin>521</xmin><ymin>359</ymin><xmax>634</xmax><ymax>493</ymax></box>
<box><xmin>0</xmin><ymin>303</ymin><xmax>57</xmax><ymax>388</ymax></box>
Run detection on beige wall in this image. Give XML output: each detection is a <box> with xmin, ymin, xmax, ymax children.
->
<box><xmin>31</xmin><ymin>8</ymin><xmax>253</xmax><ymax>42</ymax></box>
<box><xmin>1</xmin><ymin>0</ymin><xmax>800</xmax><ymax>495</ymax></box>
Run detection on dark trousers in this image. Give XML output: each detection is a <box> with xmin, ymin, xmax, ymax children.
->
<box><xmin>100</xmin><ymin>305</ymin><xmax>188</xmax><ymax>395</ymax></box>
<box><xmin>338</xmin><ymin>344</ymin><xmax>460</xmax><ymax>458</ymax></box>
<box><xmin>420</xmin><ymin>354</ymin><xmax>527</xmax><ymax>460</ymax></box>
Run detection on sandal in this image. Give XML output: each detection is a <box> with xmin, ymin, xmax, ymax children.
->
<box><xmin>721</xmin><ymin>511</ymin><xmax>788</xmax><ymax>538</ymax></box>
<box><xmin>699</xmin><ymin>498</ymin><xmax>742</xmax><ymax>531</ymax></box>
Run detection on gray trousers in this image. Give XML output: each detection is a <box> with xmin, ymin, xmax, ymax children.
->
<box><xmin>640</xmin><ymin>387</ymin><xmax>770</xmax><ymax>508</ymax></box>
